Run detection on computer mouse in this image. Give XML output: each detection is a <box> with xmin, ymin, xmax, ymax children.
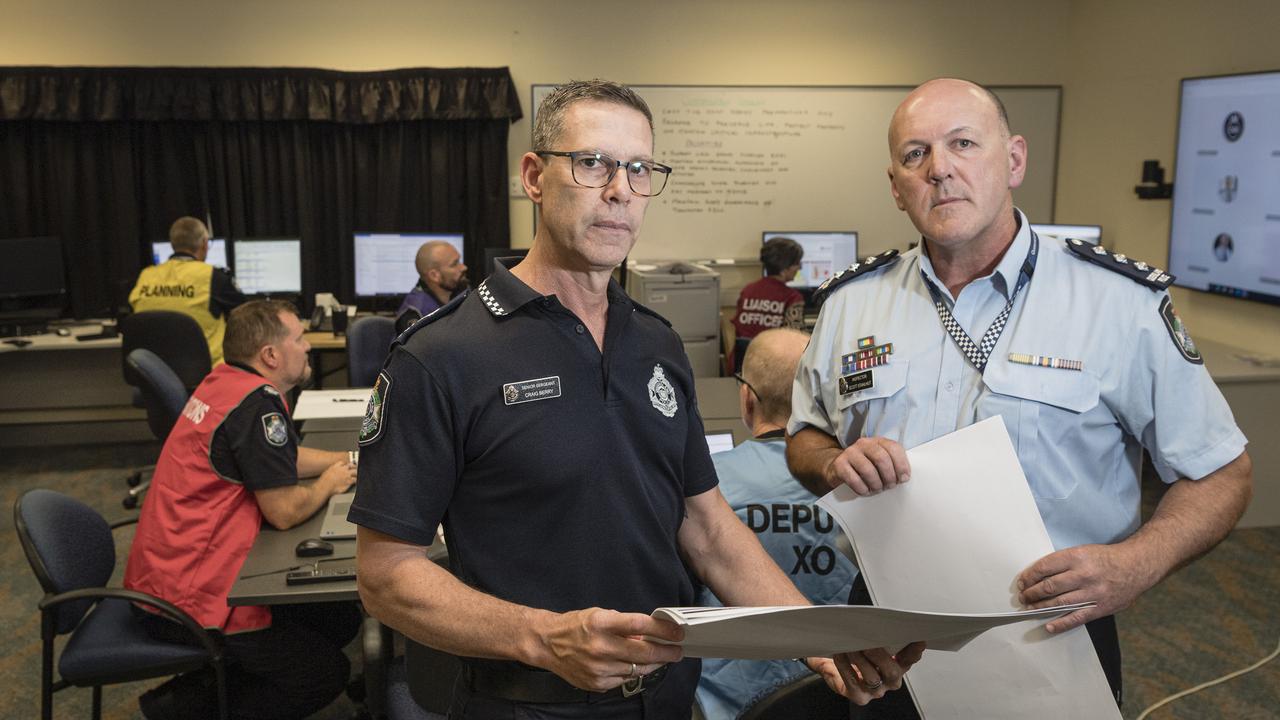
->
<box><xmin>295</xmin><ymin>538</ymin><xmax>334</xmax><ymax>557</ymax></box>
<box><xmin>55</xmin><ymin>328</ymin><xmax>71</xmax><ymax>337</ymax></box>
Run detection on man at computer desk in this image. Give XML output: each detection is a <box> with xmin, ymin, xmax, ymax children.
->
<box><xmin>730</xmin><ymin>236</ymin><xmax>805</xmax><ymax>372</ymax></box>
<box><xmin>697</xmin><ymin>328</ymin><xmax>859</xmax><ymax>719</ymax></box>
<box><xmin>129</xmin><ymin>216</ymin><xmax>246</xmax><ymax>366</ymax></box>
<box><xmin>398</xmin><ymin>239</ymin><xmax>469</xmax><ymax>317</ymax></box>
<box><xmin>124</xmin><ymin>299</ymin><xmax>359</xmax><ymax>720</ymax></box>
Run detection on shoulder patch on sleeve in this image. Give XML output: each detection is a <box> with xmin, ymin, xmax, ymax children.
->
<box><xmin>1065</xmin><ymin>238</ymin><xmax>1173</xmax><ymax>290</ymax></box>
<box><xmin>812</xmin><ymin>250</ymin><xmax>901</xmax><ymax>309</ymax></box>
<box><xmin>394</xmin><ymin>290</ymin><xmax>469</xmax><ymax>346</ymax></box>
<box><xmin>358</xmin><ymin>371</ymin><xmax>392</xmax><ymax>445</ymax></box>
<box><xmin>1159</xmin><ymin>296</ymin><xmax>1203</xmax><ymax>364</ymax></box>
<box><xmin>261</xmin><ymin>412</ymin><xmax>289</xmax><ymax>447</ymax></box>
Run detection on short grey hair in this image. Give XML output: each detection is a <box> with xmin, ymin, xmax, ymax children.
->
<box><xmin>532</xmin><ymin>79</ymin><xmax>654</xmax><ymax>151</ymax></box>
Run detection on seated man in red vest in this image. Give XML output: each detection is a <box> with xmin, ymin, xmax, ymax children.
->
<box><xmin>125</xmin><ymin>299</ymin><xmax>360</xmax><ymax>720</ymax></box>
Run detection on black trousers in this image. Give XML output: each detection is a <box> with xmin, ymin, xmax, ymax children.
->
<box><xmin>844</xmin><ymin>576</ymin><xmax>1122</xmax><ymax>720</ymax></box>
<box><xmin>447</xmin><ymin>657</ymin><xmax>701</xmax><ymax>720</ymax></box>
<box><xmin>136</xmin><ymin>601</ymin><xmax>362</xmax><ymax>720</ymax></box>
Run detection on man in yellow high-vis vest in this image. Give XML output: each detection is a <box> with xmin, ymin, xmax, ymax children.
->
<box><xmin>129</xmin><ymin>217</ymin><xmax>247</xmax><ymax>366</ymax></box>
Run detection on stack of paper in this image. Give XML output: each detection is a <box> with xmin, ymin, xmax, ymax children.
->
<box><xmin>649</xmin><ymin>602</ymin><xmax>1092</xmax><ymax>660</ymax></box>
<box><xmin>818</xmin><ymin>417</ymin><xmax>1121</xmax><ymax>719</ymax></box>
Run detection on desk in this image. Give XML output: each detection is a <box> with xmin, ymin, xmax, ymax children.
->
<box><xmin>1197</xmin><ymin>338</ymin><xmax>1280</xmax><ymax>528</ymax></box>
<box><xmin>0</xmin><ymin>321</ymin><xmax>146</xmax><ymax>446</ymax></box>
<box><xmin>227</xmin><ymin>423</ymin><xmax>446</xmax><ymax>717</ymax></box>
<box><xmin>303</xmin><ymin>331</ymin><xmax>348</xmax><ymax>389</ymax></box>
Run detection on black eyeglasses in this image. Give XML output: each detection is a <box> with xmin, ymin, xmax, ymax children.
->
<box><xmin>535</xmin><ymin>150</ymin><xmax>672</xmax><ymax>197</ymax></box>
<box><xmin>733</xmin><ymin>372</ymin><xmax>759</xmax><ymax>398</ymax></box>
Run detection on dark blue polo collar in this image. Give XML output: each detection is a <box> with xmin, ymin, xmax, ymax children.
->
<box><xmin>476</xmin><ymin>259</ymin><xmax>631</xmax><ymax>318</ymax></box>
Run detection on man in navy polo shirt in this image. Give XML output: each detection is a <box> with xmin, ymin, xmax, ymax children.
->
<box><xmin>352</xmin><ymin>79</ymin><xmax>923</xmax><ymax>719</ymax></box>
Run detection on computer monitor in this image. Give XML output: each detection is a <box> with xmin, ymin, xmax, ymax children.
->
<box><xmin>761</xmin><ymin>231</ymin><xmax>859</xmax><ymax>290</ymax></box>
<box><xmin>233</xmin><ymin>238</ymin><xmax>302</xmax><ymax>295</ymax></box>
<box><xmin>353</xmin><ymin>232</ymin><xmax>465</xmax><ymax>297</ymax></box>
<box><xmin>705</xmin><ymin>430</ymin><xmax>735</xmax><ymax>455</ymax></box>
<box><xmin>0</xmin><ymin>236</ymin><xmax>65</xmax><ymax>299</ymax></box>
<box><xmin>1030</xmin><ymin>224</ymin><xmax>1103</xmax><ymax>244</ymax></box>
<box><xmin>152</xmin><ymin>238</ymin><xmax>228</xmax><ymax>267</ymax></box>
<box><xmin>1169</xmin><ymin>70</ymin><xmax>1280</xmax><ymax>307</ymax></box>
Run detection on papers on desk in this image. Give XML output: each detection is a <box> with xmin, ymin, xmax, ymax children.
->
<box><xmin>818</xmin><ymin>417</ymin><xmax>1121</xmax><ymax>719</ymax></box>
<box><xmin>649</xmin><ymin>602</ymin><xmax>1092</xmax><ymax>660</ymax></box>
<box><xmin>293</xmin><ymin>388</ymin><xmax>372</xmax><ymax>420</ymax></box>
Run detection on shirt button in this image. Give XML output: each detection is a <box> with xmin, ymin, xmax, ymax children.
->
<box><xmin>945</xmin><ymin>381</ymin><xmax>955</xmax><ymax>392</ymax></box>
<box><xmin>575</xmin><ymin>324</ymin><xmax>586</xmax><ymax>335</ymax></box>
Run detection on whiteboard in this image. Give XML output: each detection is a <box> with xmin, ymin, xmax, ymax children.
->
<box><xmin>531</xmin><ymin>85</ymin><xmax>1061</xmax><ymax>261</ymax></box>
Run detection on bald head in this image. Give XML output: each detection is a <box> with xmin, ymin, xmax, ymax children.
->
<box><xmin>415</xmin><ymin>241</ymin><xmax>457</xmax><ymax>278</ymax></box>
<box><xmin>889</xmin><ymin>78</ymin><xmax>1010</xmax><ymax>154</ymax></box>
<box><xmin>741</xmin><ymin>328</ymin><xmax>810</xmax><ymax>425</ymax></box>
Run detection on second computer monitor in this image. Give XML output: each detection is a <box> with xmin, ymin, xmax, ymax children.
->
<box><xmin>353</xmin><ymin>232</ymin><xmax>465</xmax><ymax>297</ymax></box>
<box><xmin>233</xmin><ymin>238</ymin><xmax>302</xmax><ymax>295</ymax></box>
<box><xmin>152</xmin><ymin>238</ymin><xmax>227</xmax><ymax>267</ymax></box>
<box><xmin>762</xmin><ymin>231</ymin><xmax>859</xmax><ymax>290</ymax></box>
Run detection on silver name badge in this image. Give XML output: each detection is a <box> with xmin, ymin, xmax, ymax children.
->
<box><xmin>502</xmin><ymin>376</ymin><xmax>562</xmax><ymax>405</ymax></box>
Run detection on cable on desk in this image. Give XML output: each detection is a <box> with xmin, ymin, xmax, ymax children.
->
<box><xmin>1135</xmin><ymin>634</ymin><xmax>1280</xmax><ymax>719</ymax></box>
<box><xmin>237</xmin><ymin>555</ymin><xmax>357</xmax><ymax>580</ymax></box>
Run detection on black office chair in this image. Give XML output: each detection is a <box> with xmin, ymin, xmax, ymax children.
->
<box><xmin>119</xmin><ymin>311</ymin><xmax>212</xmax><ymax>392</ymax></box>
<box><xmin>122</xmin><ymin>349</ymin><xmax>191</xmax><ymax>508</ymax></box>
<box><xmin>15</xmin><ymin>488</ymin><xmax>228</xmax><ymax>720</ymax></box>
<box><xmin>738</xmin><ymin>674</ymin><xmax>849</xmax><ymax>720</ymax></box>
<box><xmin>347</xmin><ymin>316</ymin><xmax>397</xmax><ymax>387</ymax></box>
<box><xmin>395</xmin><ymin>307</ymin><xmax>422</xmax><ymax>336</ymax></box>
<box><xmin>119</xmin><ymin>312</ymin><xmax>209</xmax><ymax>501</ymax></box>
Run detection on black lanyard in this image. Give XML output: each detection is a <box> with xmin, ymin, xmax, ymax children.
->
<box><xmin>920</xmin><ymin>231</ymin><xmax>1039</xmax><ymax>374</ymax></box>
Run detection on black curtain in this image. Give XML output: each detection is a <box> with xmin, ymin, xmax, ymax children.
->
<box><xmin>0</xmin><ymin>66</ymin><xmax>522</xmax><ymax>317</ymax></box>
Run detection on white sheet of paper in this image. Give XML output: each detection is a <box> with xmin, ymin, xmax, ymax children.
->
<box><xmin>818</xmin><ymin>417</ymin><xmax>1121</xmax><ymax>720</ymax></box>
<box><xmin>293</xmin><ymin>388</ymin><xmax>372</xmax><ymax>419</ymax></box>
<box><xmin>649</xmin><ymin>602</ymin><xmax>1092</xmax><ymax>660</ymax></box>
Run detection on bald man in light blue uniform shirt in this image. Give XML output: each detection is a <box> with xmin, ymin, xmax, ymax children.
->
<box><xmin>785</xmin><ymin>78</ymin><xmax>1252</xmax><ymax>716</ymax></box>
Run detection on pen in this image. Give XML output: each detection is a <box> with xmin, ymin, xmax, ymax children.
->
<box><xmin>332</xmin><ymin>398</ymin><xmax>365</xmax><ymax>402</ymax></box>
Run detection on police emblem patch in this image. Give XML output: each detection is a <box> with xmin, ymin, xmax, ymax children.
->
<box><xmin>1159</xmin><ymin>297</ymin><xmax>1203</xmax><ymax>365</ymax></box>
<box><xmin>359</xmin><ymin>371</ymin><xmax>392</xmax><ymax>445</ymax></box>
<box><xmin>647</xmin><ymin>364</ymin><xmax>678</xmax><ymax>418</ymax></box>
<box><xmin>261</xmin><ymin>412</ymin><xmax>288</xmax><ymax>447</ymax></box>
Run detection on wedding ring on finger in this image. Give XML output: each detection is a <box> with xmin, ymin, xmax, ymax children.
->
<box><xmin>863</xmin><ymin>678</ymin><xmax>884</xmax><ymax>690</ymax></box>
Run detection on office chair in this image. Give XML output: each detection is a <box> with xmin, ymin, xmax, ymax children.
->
<box><xmin>738</xmin><ymin>673</ymin><xmax>849</xmax><ymax>720</ymax></box>
<box><xmin>395</xmin><ymin>307</ymin><xmax>422</xmax><ymax>336</ymax></box>
<box><xmin>347</xmin><ymin>316</ymin><xmax>397</xmax><ymax>387</ymax></box>
<box><xmin>122</xmin><ymin>349</ymin><xmax>191</xmax><ymax>508</ymax></box>
<box><xmin>119</xmin><ymin>312</ymin><xmax>209</xmax><ymax>503</ymax></box>
<box><xmin>15</xmin><ymin>488</ymin><xmax>228</xmax><ymax>720</ymax></box>
<box><xmin>119</xmin><ymin>311</ymin><xmax>212</xmax><ymax>392</ymax></box>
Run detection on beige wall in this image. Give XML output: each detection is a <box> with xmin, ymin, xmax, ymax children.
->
<box><xmin>2</xmin><ymin>0</ymin><xmax>1276</xmax><ymax>352</ymax></box>
<box><xmin>1056</xmin><ymin>0</ymin><xmax>1280</xmax><ymax>353</ymax></box>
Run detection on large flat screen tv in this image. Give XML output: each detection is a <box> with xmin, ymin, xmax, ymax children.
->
<box><xmin>1168</xmin><ymin>70</ymin><xmax>1280</xmax><ymax>307</ymax></box>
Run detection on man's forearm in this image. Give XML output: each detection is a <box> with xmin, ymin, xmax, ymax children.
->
<box><xmin>357</xmin><ymin>530</ymin><xmax>558</xmax><ymax>666</ymax></box>
<box><xmin>786</xmin><ymin>427</ymin><xmax>844</xmax><ymax>496</ymax></box>
<box><xmin>297</xmin><ymin>446</ymin><xmax>346</xmax><ymax>478</ymax></box>
<box><xmin>1121</xmin><ymin>451</ymin><xmax>1252</xmax><ymax>583</ymax></box>
<box><xmin>680</xmin><ymin>492</ymin><xmax>809</xmax><ymax>608</ymax></box>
